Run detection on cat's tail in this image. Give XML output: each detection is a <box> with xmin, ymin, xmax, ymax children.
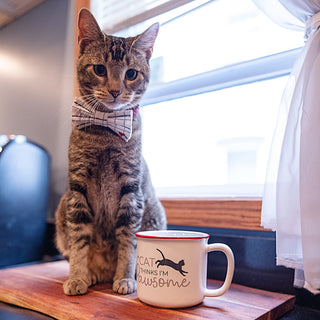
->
<box><xmin>156</xmin><ymin>248</ymin><xmax>165</xmax><ymax>259</ymax></box>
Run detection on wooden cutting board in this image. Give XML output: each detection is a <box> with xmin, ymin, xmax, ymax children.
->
<box><xmin>0</xmin><ymin>261</ymin><xmax>295</xmax><ymax>320</ymax></box>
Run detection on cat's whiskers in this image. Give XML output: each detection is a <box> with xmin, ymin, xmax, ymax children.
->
<box><xmin>91</xmin><ymin>99</ymin><xmax>100</xmax><ymax>128</ymax></box>
<box><xmin>74</xmin><ymin>93</ymin><xmax>98</xmax><ymax>133</ymax></box>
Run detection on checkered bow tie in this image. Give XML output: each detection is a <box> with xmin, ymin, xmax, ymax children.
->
<box><xmin>72</xmin><ymin>98</ymin><xmax>138</xmax><ymax>142</ymax></box>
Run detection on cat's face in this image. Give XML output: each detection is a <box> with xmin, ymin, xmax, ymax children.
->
<box><xmin>77</xmin><ymin>9</ymin><xmax>159</xmax><ymax>112</ymax></box>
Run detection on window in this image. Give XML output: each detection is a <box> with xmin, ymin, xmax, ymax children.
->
<box><xmin>142</xmin><ymin>77</ymin><xmax>290</xmax><ymax>197</ymax></box>
<box><xmin>90</xmin><ymin>0</ymin><xmax>304</xmax><ymax>229</ymax></box>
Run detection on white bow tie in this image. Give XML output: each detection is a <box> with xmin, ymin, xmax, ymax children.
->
<box><xmin>72</xmin><ymin>98</ymin><xmax>138</xmax><ymax>142</ymax></box>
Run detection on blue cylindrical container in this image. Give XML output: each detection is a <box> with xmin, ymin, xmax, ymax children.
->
<box><xmin>0</xmin><ymin>135</ymin><xmax>50</xmax><ymax>267</ymax></box>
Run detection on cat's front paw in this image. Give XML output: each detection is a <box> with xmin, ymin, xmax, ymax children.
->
<box><xmin>63</xmin><ymin>278</ymin><xmax>88</xmax><ymax>296</ymax></box>
<box><xmin>113</xmin><ymin>278</ymin><xmax>136</xmax><ymax>295</ymax></box>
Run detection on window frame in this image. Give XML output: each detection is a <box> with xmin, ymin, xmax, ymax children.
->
<box><xmin>74</xmin><ymin>0</ymin><xmax>298</xmax><ymax>231</ymax></box>
<box><xmin>142</xmin><ymin>48</ymin><xmax>300</xmax><ymax>105</ymax></box>
<box><xmin>91</xmin><ymin>0</ymin><xmax>199</xmax><ymax>34</ymax></box>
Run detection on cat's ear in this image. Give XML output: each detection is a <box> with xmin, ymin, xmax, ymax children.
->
<box><xmin>78</xmin><ymin>8</ymin><xmax>104</xmax><ymax>52</ymax></box>
<box><xmin>132</xmin><ymin>23</ymin><xmax>159</xmax><ymax>60</ymax></box>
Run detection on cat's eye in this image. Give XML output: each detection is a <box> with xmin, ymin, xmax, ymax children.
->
<box><xmin>125</xmin><ymin>69</ymin><xmax>138</xmax><ymax>81</ymax></box>
<box><xmin>93</xmin><ymin>65</ymin><xmax>107</xmax><ymax>77</ymax></box>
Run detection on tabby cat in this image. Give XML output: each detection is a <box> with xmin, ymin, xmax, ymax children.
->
<box><xmin>55</xmin><ymin>8</ymin><xmax>166</xmax><ymax>296</ymax></box>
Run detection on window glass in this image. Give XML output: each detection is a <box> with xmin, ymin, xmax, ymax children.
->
<box><xmin>150</xmin><ymin>0</ymin><xmax>303</xmax><ymax>83</ymax></box>
<box><xmin>111</xmin><ymin>0</ymin><xmax>304</xmax><ymax>197</ymax></box>
<box><xmin>142</xmin><ymin>77</ymin><xmax>287</xmax><ymax>196</ymax></box>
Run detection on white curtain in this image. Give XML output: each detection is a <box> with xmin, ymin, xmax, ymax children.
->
<box><xmin>252</xmin><ymin>0</ymin><xmax>320</xmax><ymax>294</ymax></box>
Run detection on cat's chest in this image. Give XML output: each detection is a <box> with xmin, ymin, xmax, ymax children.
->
<box><xmin>71</xmin><ymin>127</ymin><xmax>141</xmax><ymax>217</ymax></box>
<box><xmin>86</xmin><ymin>146</ymin><xmax>125</xmax><ymax>214</ymax></box>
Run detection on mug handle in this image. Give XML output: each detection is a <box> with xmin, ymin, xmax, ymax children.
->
<box><xmin>203</xmin><ymin>243</ymin><xmax>234</xmax><ymax>297</ymax></box>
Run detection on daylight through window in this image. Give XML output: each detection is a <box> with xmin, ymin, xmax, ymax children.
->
<box><xmin>92</xmin><ymin>0</ymin><xmax>304</xmax><ymax>197</ymax></box>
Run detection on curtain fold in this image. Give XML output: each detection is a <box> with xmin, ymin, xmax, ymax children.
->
<box><xmin>253</xmin><ymin>0</ymin><xmax>320</xmax><ymax>294</ymax></box>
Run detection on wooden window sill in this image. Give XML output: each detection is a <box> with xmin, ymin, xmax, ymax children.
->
<box><xmin>160</xmin><ymin>198</ymin><xmax>270</xmax><ymax>231</ymax></box>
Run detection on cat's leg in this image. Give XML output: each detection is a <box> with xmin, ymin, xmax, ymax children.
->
<box><xmin>113</xmin><ymin>192</ymin><xmax>144</xmax><ymax>294</ymax></box>
<box><xmin>141</xmin><ymin>196</ymin><xmax>167</xmax><ymax>231</ymax></box>
<box><xmin>55</xmin><ymin>194</ymin><xmax>70</xmax><ymax>258</ymax></box>
<box><xmin>62</xmin><ymin>188</ymin><xmax>94</xmax><ymax>296</ymax></box>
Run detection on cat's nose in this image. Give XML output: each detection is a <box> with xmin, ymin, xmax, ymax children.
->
<box><xmin>109</xmin><ymin>90</ymin><xmax>121</xmax><ymax>99</ymax></box>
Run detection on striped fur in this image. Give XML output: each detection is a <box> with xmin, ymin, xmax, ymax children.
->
<box><xmin>55</xmin><ymin>9</ymin><xmax>166</xmax><ymax>296</ymax></box>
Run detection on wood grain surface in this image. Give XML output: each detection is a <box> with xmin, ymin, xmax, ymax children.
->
<box><xmin>0</xmin><ymin>261</ymin><xmax>294</xmax><ymax>320</ymax></box>
<box><xmin>160</xmin><ymin>198</ymin><xmax>268</xmax><ymax>231</ymax></box>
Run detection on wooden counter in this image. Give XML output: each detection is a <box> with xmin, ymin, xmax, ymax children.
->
<box><xmin>0</xmin><ymin>261</ymin><xmax>295</xmax><ymax>320</ymax></box>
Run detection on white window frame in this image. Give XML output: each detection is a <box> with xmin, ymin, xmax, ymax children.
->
<box><xmin>142</xmin><ymin>48</ymin><xmax>301</xmax><ymax>106</ymax></box>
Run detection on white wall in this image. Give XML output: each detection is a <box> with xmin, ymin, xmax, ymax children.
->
<box><xmin>0</xmin><ymin>0</ymin><xmax>75</xmax><ymax>218</ymax></box>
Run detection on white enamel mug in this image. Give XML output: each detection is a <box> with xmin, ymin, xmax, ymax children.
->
<box><xmin>136</xmin><ymin>230</ymin><xmax>234</xmax><ymax>308</ymax></box>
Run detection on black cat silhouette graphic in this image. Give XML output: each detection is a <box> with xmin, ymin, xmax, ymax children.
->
<box><xmin>155</xmin><ymin>249</ymin><xmax>188</xmax><ymax>276</ymax></box>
